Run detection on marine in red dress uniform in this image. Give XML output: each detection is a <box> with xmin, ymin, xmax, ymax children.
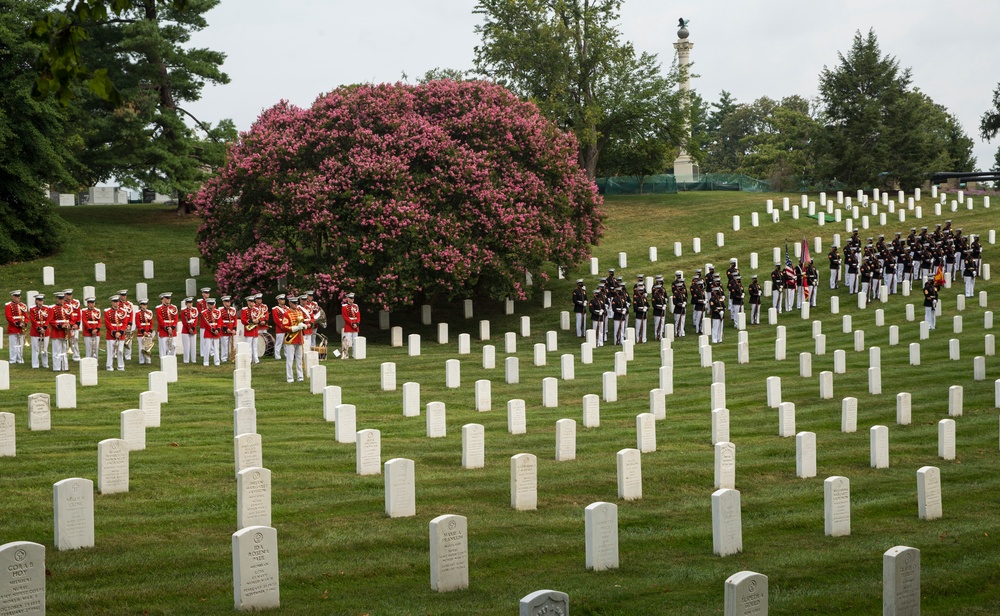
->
<box><xmin>340</xmin><ymin>292</ymin><xmax>360</xmax><ymax>359</ymax></box>
<box><xmin>155</xmin><ymin>292</ymin><xmax>179</xmax><ymax>357</ymax></box>
<box><xmin>5</xmin><ymin>290</ymin><xmax>28</xmax><ymax>364</ymax></box>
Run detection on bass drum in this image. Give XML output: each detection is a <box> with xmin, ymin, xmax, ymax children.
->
<box><xmin>256</xmin><ymin>332</ymin><xmax>275</xmax><ymax>358</ymax></box>
<box><xmin>312</xmin><ymin>333</ymin><xmax>329</xmax><ymax>360</ymax></box>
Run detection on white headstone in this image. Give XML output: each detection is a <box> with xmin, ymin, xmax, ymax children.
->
<box><xmin>602</xmin><ymin>371</ymin><xmax>617</xmax><ymax>402</ymax></box>
<box><xmin>426</xmin><ymin>401</ymin><xmax>446</xmax><ymax>438</ymax></box>
<box><xmin>585</xmin><ymin>502</ymin><xmax>619</xmax><ymax>571</ymax></box>
<box><xmin>462</xmin><ymin>424</ymin><xmax>485</xmax><ymax>469</ymax></box>
<box><xmin>840</xmin><ymin>397</ymin><xmax>857</xmax><ymax>433</ymax></box>
<box><xmin>233</xmin><ymin>407</ymin><xmax>256</xmax><ymax>438</ymax></box>
<box><xmin>824</xmin><ymin>476</ymin><xmax>851</xmax><ymax>537</ymax></box>
<box><xmin>520</xmin><ymin>316</ymin><xmax>531</xmax><ymax>337</ymax></box>
<box><xmin>27</xmin><ymin>393</ymin><xmax>50</xmax><ymax>431</ymax></box>
<box><xmin>555</xmin><ymin>418</ymin><xmax>576</xmax><ymax>461</ymax></box>
<box><xmin>507</xmin><ymin>399</ymin><xmax>526</xmax><ymax>435</ymax></box>
<box><xmin>510</xmin><ymin>453</ymin><xmax>538</xmax><ymax>510</ymax></box>
<box><xmin>149</xmin><ymin>371</ymin><xmax>168</xmax><ymax>404</ymax></box>
<box><xmin>715</xmin><ymin>441</ymin><xmax>736</xmax><ymax>489</ymax></box>
<box><xmin>120</xmin><ymin>409</ymin><xmax>145</xmax><ymax>451</ymax></box>
<box><xmin>408</xmin><ymin>334</ymin><xmax>421</xmax><ymax>357</ymax></box>
<box><xmin>820</xmin><ymin>371</ymin><xmax>834</xmax><ymax>399</ymax></box>
<box><xmin>483</xmin><ymin>344</ymin><xmax>496</xmax><ymax>369</ymax></box>
<box><xmin>380</xmin><ymin>362</ymin><xmax>396</xmax><ymax>392</ymax></box>
<box><xmin>429</xmin><ymin>514</ymin><xmax>469</xmax><ymax>592</ymax></box>
<box><xmin>390</xmin><ymin>326</ymin><xmax>403</xmax><ymax>347</ymax></box>
<box><xmin>649</xmin><ymin>388</ymin><xmax>665</xmax><ymax>420</ymax></box>
<box><xmin>236</xmin><ymin>467</ymin><xmax>272</xmax><ymax>530</ymax></box>
<box><xmin>506</xmin><ymin>356</ymin><xmax>519</xmax><ymax>384</ymax></box>
<box><xmin>334</xmin><ymin>404</ymin><xmax>357</xmax><ymax>444</ymax></box>
<box><xmin>795</xmin><ymin>431</ymin><xmax>817</xmax><ymax>478</ymax></box>
<box><xmin>869</xmin><ymin>367</ymin><xmax>882</xmax><ymax>395</ymax></box>
<box><xmin>635</xmin><ymin>412</ymin><xmax>656</xmax><ymax>453</ymax></box>
<box><xmin>870</xmin><ymin>425</ymin><xmax>889</xmax><ymax>469</ymax></box>
<box><xmin>909</xmin><ymin>342</ymin><xmax>920</xmax><ymax>366</ymax></box>
<box><xmin>55</xmin><ymin>373</ymin><xmax>76</xmax><ymax>409</ymax></box>
<box><xmin>949</xmin><ymin>385</ymin><xmax>963</xmax><ymax>416</ymax></box>
<box><xmin>0</xmin><ymin>412</ymin><xmax>14</xmax><ymax>457</ymax></box>
<box><xmin>232</xmin><ymin>525</ymin><xmax>280</xmax><ymax>610</ymax></box>
<box><xmin>53</xmin><ymin>477</ymin><xmax>95</xmax><ymax>550</ymax></box>
<box><xmin>896</xmin><ymin>392</ymin><xmax>911</xmax><ymax>425</ymax></box>
<box><xmin>0</xmin><ymin>541</ymin><xmax>45</xmax><ymax>613</ymax></box>
<box><xmin>445</xmin><ymin>358</ymin><xmax>460</xmax><ymax>388</ymax></box>
<box><xmin>320</xmin><ymin>385</ymin><xmax>341</xmax><ymax>421</ymax></box>
<box><xmin>98</xmin><ymin>438</ymin><xmax>129</xmax><ymax>494</ymax></box>
<box><xmin>883</xmin><ymin>545</ymin><xmax>920</xmax><ymax>615</ymax></box>
<box><xmin>355</xmin><ymin>429</ymin><xmax>381</xmax><ymax>476</ymax></box>
<box><xmin>724</xmin><ymin>571</ymin><xmax>768</xmax><ymax>616</ymax></box>
<box><xmin>778</xmin><ymin>402</ymin><xmax>796</xmax><ymax>438</ymax></box>
<box><xmin>712</xmin><ymin>488</ymin><xmax>743</xmax><ymax>557</ymax></box>
<box><xmin>582</xmin><ymin>394</ymin><xmax>600</xmax><ymax>428</ymax></box>
<box><xmin>765</xmin><ymin>376</ymin><xmax>781</xmax><ymax>408</ymax></box>
<box><xmin>833</xmin><ymin>349</ymin><xmax>846</xmax><ymax>374</ymax></box>
<box><xmin>384</xmin><ymin>458</ymin><xmax>416</xmax><ymax>518</ymax></box>
<box><xmin>457</xmin><ymin>333</ymin><xmax>471</xmax><ymax>355</ymax></box>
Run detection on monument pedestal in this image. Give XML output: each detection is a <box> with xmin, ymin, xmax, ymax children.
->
<box><xmin>673</xmin><ymin>155</ymin><xmax>699</xmax><ymax>183</ymax></box>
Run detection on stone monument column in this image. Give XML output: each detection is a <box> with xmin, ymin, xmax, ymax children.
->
<box><xmin>673</xmin><ymin>19</ymin><xmax>698</xmax><ymax>183</ymax></box>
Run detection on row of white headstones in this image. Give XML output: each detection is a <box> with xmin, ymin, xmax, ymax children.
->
<box><xmin>4</xmin><ymin>188</ymin><xmax>991</xmax><ymax>613</ymax></box>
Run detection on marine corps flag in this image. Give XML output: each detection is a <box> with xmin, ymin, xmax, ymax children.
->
<box><xmin>801</xmin><ymin>238</ymin><xmax>811</xmax><ymax>302</ymax></box>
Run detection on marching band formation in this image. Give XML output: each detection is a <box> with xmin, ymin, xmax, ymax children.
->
<box><xmin>572</xmin><ymin>221</ymin><xmax>985</xmax><ymax>344</ymax></box>
<box><xmin>5</xmin><ymin>286</ymin><xmax>363</xmax><ymax>383</ymax></box>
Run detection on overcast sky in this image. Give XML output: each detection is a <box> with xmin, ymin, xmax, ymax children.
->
<box><xmin>184</xmin><ymin>0</ymin><xmax>1000</xmax><ymax>173</ymax></box>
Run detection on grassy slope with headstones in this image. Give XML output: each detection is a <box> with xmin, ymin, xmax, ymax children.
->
<box><xmin>2</xmin><ymin>196</ymin><xmax>1000</xmax><ymax>614</ymax></box>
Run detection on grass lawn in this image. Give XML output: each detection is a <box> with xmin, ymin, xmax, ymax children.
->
<box><xmin>2</xmin><ymin>193</ymin><xmax>1000</xmax><ymax>614</ymax></box>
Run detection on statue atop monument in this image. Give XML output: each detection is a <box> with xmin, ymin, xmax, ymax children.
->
<box><xmin>677</xmin><ymin>18</ymin><xmax>689</xmax><ymax>39</ymax></box>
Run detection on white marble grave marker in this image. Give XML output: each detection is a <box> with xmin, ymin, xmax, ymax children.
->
<box><xmin>334</xmin><ymin>404</ymin><xmax>357</xmax><ymax>444</ymax></box>
<box><xmin>636</xmin><ymin>413</ymin><xmax>656</xmax><ymax>453</ymax></box>
<box><xmin>820</xmin><ymin>371</ymin><xmax>834</xmax><ymax>399</ymax></box>
<box><xmin>55</xmin><ymin>373</ymin><xmax>76</xmax><ymax>409</ymax></box>
<box><xmin>236</xmin><ymin>467</ymin><xmax>271</xmax><ymax>529</ymax></box>
<box><xmin>53</xmin><ymin>477</ymin><xmax>95</xmax><ymax>550</ymax></box>
<box><xmin>556</xmin><ymin>419</ymin><xmax>576</xmax><ymax>461</ymax></box>
<box><xmin>0</xmin><ymin>412</ymin><xmax>14</xmax><ymax>457</ymax></box>
<box><xmin>824</xmin><ymin>476</ymin><xmax>851</xmax><ymax>537</ymax></box>
<box><xmin>585</xmin><ymin>502</ymin><xmax>619</xmax><ymax>571</ymax></box>
<box><xmin>715</xmin><ymin>442</ymin><xmax>736</xmax><ymax>489</ymax></box>
<box><xmin>616</xmin><ymin>448</ymin><xmax>642</xmax><ymax>501</ymax></box>
<box><xmin>841</xmin><ymin>397</ymin><xmax>857</xmax><ymax>433</ymax></box>
<box><xmin>426</xmin><ymin>401</ymin><xmax>447</xmax><ymax>438</ymax></box>
<box><xmin>870</xmin><ymin>426</ymin><xmax>889</xmax><ymax>469</ymax></box>
<box><xmin>474</xmin><ymin>379</ymin><xmax>491</xmax><ymax>412</ymax></box>
<box><xmin>949</xmin><ymin>385</ymin><xmax>963</xmax><ymax>417</ymax></box>
<box><xmin>506</xmin><ymin>356</ymin><xmax>519</xmax><ymax>384</ymax></box>
<box><xmin>883</xmin><ymin>546</ymin><xmax>921</xmax><ymax>615</ymax></box>
<box><xmin>795</xmin><ymin>431</ymin><xmax>816</xmax><ymax>478</ymax></box>
<box><xmin>766</xmin><ymin>376</ymin><xmax>781</xmax><ymax>408</ymax></box>
<box><xmin>232</xmin><ymin>525</ymin><xmax>279</xmax><ymax>610</ymax></box>
<box><xmin>917</xmin><ymin>467</ymin><xmax>942</xmax><ymax>520</ymax></box>
<box><xmin>510</xmin><ymin>453</ymin><xmax>538</xmax><ymax>510</ymax></box>
<box><xmin>384</xmin><ymin>458</ymin><xmax>416</xmax><ymax>518</ymax></box>
<box><xmin>938</xmin><ymin>420</ymin><xmax>955</xmax><ymax>461</ymax></box>
<box><xmin>380</xmin><ymin>362</ymin><xmax>396</xmax><ymax>391</ymax></box>
<box><xmin>462</xmin><ymin>424</ymin><xmax>484</xmax><ymax>469</ymax></box>
<box><xmin>98</xmin><ymin>438</ymin><xmax>129</xmax><ymax>494</ymax></box>
<box><xmin>0</xmin><ymin>541</ymin><xmax>45</xmax><ymax>614</ymax></box>
<box><xmin>408</xmin><ymin>334</ymin><xmax>421</xmax><ymax>357</ymax></box>
<box><xmin>603</xmin><ymin>371</ymin><xmax>617</xmax><ymax>402</ymax></box>
<box><xmin>507</xmin><ymin>399</ymin><xmax>526</xmax><ymax>435</ymax></box>
<box><xmin>322</xmin><ymin>385</ymin><xmax>341</xmax><ymax>421</ymax></box>
<box><xmin>724</xmin><ymin>571</ymin><xmax>768</xmax><ymax>616</ymax></box>
<box><xmin>28</xmin><ymin>393</ymin><xmax>50</xmax><ymax>431</ymax></box>
<box><xmin>582</xmin><ymin>394</ymin><xmax>600</xmax><ymax>428</ymax></box>
<box><xmin>712</xmin><ymin>489</ymin><xmax>743</xmax><ymax>557</ymax></box>
<box><xmin>120</xmin><ymin>409</ymin><xmax>145</xmax><ymax>451</ymax></box>
<box><xmin>429</xmin><ymin>514</ymin><xmax>469</xmax><ymax>592</ymax></box>
<box><xmin>445</xmin><ymin>359</ymin><xmax>460</xmax><ymax>389</ymax></box>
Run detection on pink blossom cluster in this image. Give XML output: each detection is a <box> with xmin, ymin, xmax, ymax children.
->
<box><xmin>194</xmin><ymin>80</ymin><xmax>604</xmax><ymax>309</ymax></box>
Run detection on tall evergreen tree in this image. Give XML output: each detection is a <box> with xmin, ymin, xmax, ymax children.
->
<box><xmin>0</xmin><ymin>0</ymin><xmax>73</xmax><ymax>264</ymax></box>
<box><xmin>67</xmin><ymin>0</ymin><xmax>233</xmax><ymax>213</ymax></box>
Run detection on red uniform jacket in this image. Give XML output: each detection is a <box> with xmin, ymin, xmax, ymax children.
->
<box><xmin>220</xmin><ymin>306</ymin><xmax>238</xmax><ymax>336</ymax></box>
<box><xmin>201</xmin><ymin>308</ymin><xmax>222</xmax><ymax>339</ymax></box>
<box><xmin>281</xmin><ymin>308</ymin><xmax>305</xmax><ymax>345</ymax></box>
<box><xmin>28</xmin><ymin>305</ymin><xmax>50</xmax><ymax>338</ymax></box>
<box><xmin>181</xmin><ymin>306</ymin><xmax>199</xmax><ymax>335</ymax></box>
<box><xmin>47</xmin><ymin>303</ymin><xmax>72</xmax><ymax>339</ymax></box>
<box><xmin>81</xmin><ymin>307</ymin><xmax>102</xmax><ymax>337</ymax></box>
<box><xmin>5</xmin><ymin>300</ymin><xmax>28</xmax><ymax>335</ymax></box>
<box><xmin>156</xmin><ymin>304</ymin><xmax>179</xmax><ymax>337</ymax></box>
<box><xmin>104</xmin><ymin>307</ymin><xmax>128</xmax><ymax>340</ymax></box>
<box><xmin>271</xmin><ymin>305</ymin><xmax>288</xmax><ymax>334</ymax></box>
<box><xmin>342</xmin><ymin>303</ymin><xmax>360</xmax><ymax>333</ymax></box>
<box><xmin>135</xmin><ymin>309</ymin><xmax>154</xmax><ymax>336</ymax></box>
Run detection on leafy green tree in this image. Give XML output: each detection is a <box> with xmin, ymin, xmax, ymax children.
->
<box><xmin>740</xmin><ymin>96</ymin><xmax>819</xmax><ymax>190</ymax></box>
<box><xmin>701</xmin><ymin>90</ymin><xmax>740</xmax><ymax>172</ymax></box>
<box><xmin>0</xmin><ymin>0</ymin><xmax>73</xmax><ymax>264</ymax></box>
<box><xmin>815</xmin><ymin>29</ymin><xmax>975</xmax><ymax>190</ymax></box>
<box><xmin>28</xmin><ymin>0</ymin><xmax>189</xmax><ymax>104</ymax></box>
<box><xmin>982</xmin><ymin>83</ymin><xmax>1000</xmax><ymax>142</ymax></box>
<box><xmin>65</xmin><ymin>0</ymin><xmax>233</xmax><ymax>213</ymax></box>
<box><xmin>473</xmin><ymin>0</ymin><xmax>682</xmax><ymax>180</ymax></box>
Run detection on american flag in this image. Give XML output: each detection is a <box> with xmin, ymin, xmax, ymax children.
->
<box><xmin>784</xmin><ymin>242</ymin><xmax>794</xmax><ymax>281</ymax></box>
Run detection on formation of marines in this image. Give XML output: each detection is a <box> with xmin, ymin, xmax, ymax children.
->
<box><xmin>5</xmin><ymin>286</ymin><xmax>362</xmax><ymax>382</ymax></box>
<box><xmin>572</xmin><ymin>220</ymin><xmax>985</xmax><ymax>345</ymax></box>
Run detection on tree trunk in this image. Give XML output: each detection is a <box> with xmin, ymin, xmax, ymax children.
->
<box><xmin>176</xmin><ymin>192</ymin><xmax>194</xmax><ymax>215</ymax></box>
<box><xmin>581</xmin><ymin>143</ymin><xmax>599</xmax><ymax>181</ymax></box>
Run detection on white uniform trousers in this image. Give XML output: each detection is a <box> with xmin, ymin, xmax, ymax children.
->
<box><xmin>634</xmin><ymin>314</ymin><xmax>647</xmax><ymax>342</ymax></box>
<box><xmin>845</xmin><ymin>272</ymin><xmax>856</xmax><ymax>294</ymax></box>
<box><xmin>31</xmin><ymin>336</ymin><xmax>47</xmax><ymax>368</ymax></box>
<box><xmin>613</xmin><ymin>319</ymin><xmax>626</xmax><ymax>345</ymax></box>
<box><xmin>809</xmin><ymin>284</ymin><xmax>818</xmax><ymax>307</ymax></box>
<box><xmin>965</xmin><ymin>276</ymin><xmax>975</xmax><ymax>297</ymax></box>
<box><xmin>925</xmin><ymin>306</ymin><xmax>936</xmax><ymax>329</ymax></box>
<box><xmin>69</xmin><ymin>331</ymin><xmax>80</xmax><ymax>360</ymax></box>
<box><xmin>274</xmin><ymin>333</ymin><xmax>285</xmax><ymax>359</ymax></box>
<box><xmin>124</xmin><ymin>331</ymin><xmax>133</xmax><ymax>360</ymax></box>
<box><xmin>693</xmin><ymin>310</ymin><xmax>704</xmax><ymax>334</ymax></box>
<box><xmin>830</xmin><ymin>268</ymin><xmax>839</xmax><ymax>289</ymax></box>
<box><xmin>138</xmin><ymin>341</ymin><xmax>152</xmax><ymax>365</ymax></box>
<box><xmin>220</xmin><ymin>336</ymin><xmax>232</xmax><ymax>362</ymax></box>
<box><xmin>750</xmin><ymin>303</ymin><xmax>760</xmax><ymax>325</ymax></box>
<box><xmin>653</xmin><ymin>315</ymin><xmax>664</xmax><ymax>340</ymax></box>
<box><xmin>575</xmin><ymin>312</ymin><xmax>585</xmax><ymax>337</ymax></box>
<box><xmin>85</xmin><ymin>336</ymin><xmax>100</xmax><ymax>359</ymax></box>
<box><xmin>795</xmin><ymin>286</ymin><xmax>804</xmax><ymax>309</ymax></box>
<box><xmin>182</xmin><ymin>333</ymin><xmax>197</xmax><ymax>363</ymax></box>
<box><xmin>772</xmin><ymin>290</ymin><xmax>782</xmax><ymax>313</ymax></box>
<box><xmin>303</xmin><ymin>334</ymin><xmax>313</xmax><ymax>353</ymax></box>
<box><xmin>592</xmin><ymin>320</ymin><xmax>604</xmax><ymax>347</ymax></box>
<box><xmin>785</xmin><ymin>288</ymin><xmax>795</xmax><ymax>311</ymax></box>
<box><xmin>106</xmin><ymin>340</ymin><xmax>124</xmax><ymax>370</ymax></box>
<box><xmin>674</xmin><ymin>312</ymin><xmax>685</xmax><ymax>338</ymax></box>
<box><xmin>51</xmin><ymin>338</ymin><xmax>69</xmax><ymax>371</ymax></box>
<box><xmin>158</xmin><ymin>335</ymin><xmax>177</xmax><ymax>358</ymax></box>
<box><xmin>202</xmin><ymin>338</ymin><xmax>219</xmax><ymax>365</ymax></box>
<box><xmin>711</xmin><ymin>317</ymin><xmax>723</xmax><ymax>343</ymax></box>
<box><xmin>7</xmin><ymin>335</ymin><xmax>24</xmax><ymax>363</ymax></box>
<box><xmin>285</xmin><ymin>343</ymin><xmax>303</xmax><ymax>381</ymax></box>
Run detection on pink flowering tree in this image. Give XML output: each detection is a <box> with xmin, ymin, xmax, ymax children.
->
<box><xmin>194</xmin><ymin>80</ymin><xmax>604</xmax><ymax>310</ymax></box>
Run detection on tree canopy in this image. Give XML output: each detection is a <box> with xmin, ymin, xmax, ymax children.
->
<box><xmin>194</xmin><ymin>80</ymin><xmax>604</xmax><ymax>310</ymax></box>
<box><xmin>473</xmin><ymin>0</ymin><xmax>682</xmax><ymax>180</ymax></box>
<box><xmin>0</xmin><ymin>0</ymin><xmax>72</xmax><ymax>264</ymax></box>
